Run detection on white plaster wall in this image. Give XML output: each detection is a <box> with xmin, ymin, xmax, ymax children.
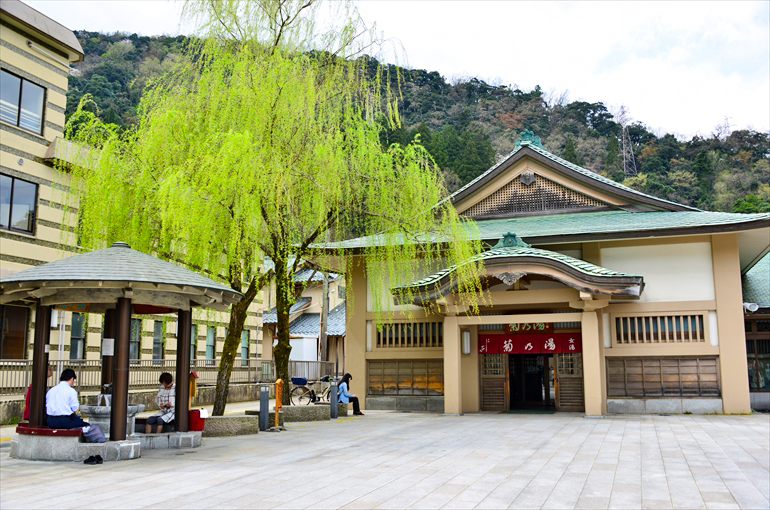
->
<box><xmin>277</xmin><ymin>336</ymin><xmax>318</xmax><ymax>361</ymax></box>
<box><xmin>601</xmin><ymin>242</ymin><xmax>715</xmax><ymax>302</ymax></box>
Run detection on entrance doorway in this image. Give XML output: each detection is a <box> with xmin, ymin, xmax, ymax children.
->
<box><xmin>509</xmin><ymin>354</ymin><xmax>555</xmax><ymax>410</ymax></box>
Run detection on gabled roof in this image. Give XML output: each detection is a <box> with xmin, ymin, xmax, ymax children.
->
<box><xmin>450</xmin><ymin>132</ymin><xmax>696</xmax><ymax>213</ymax></box>
<box><xmin>293</xmin><ymin>268</ymin><xmax>340</xmax><ymax>283</ymax></box>
<box><xmin>743</xmin><ymin>253</ymin><xmax>770</xmax><ymax>308</ymax></box>
<box><xmin>263</xmin><ymin>297</ymin><xmax>311</xmax><ymax>324</ymax></box>
<box><xmin>327</xmin><ymin>210</ymin><xmax>770</xmax><ymax>250</ymax></box>
<box><xmin>287</xmin><ymin>302</ymin><xmax>346</xmax><ymax>337</ymax></box>
<box><xmin>393</xmin><ymin>235</ymin><xmax>644</xmax><ymax>305</ymax></box>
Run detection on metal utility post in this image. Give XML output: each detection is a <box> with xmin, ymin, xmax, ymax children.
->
<box><xmin>175</xmin><ymin>308</ymin><xmax>192</xmax><ymax>432</ymax></box>
<box><xmin>110</xmin><ymin>297</ymin><xmax>131</xmax><ymax>441</ymax></box>
<box><xmin>320</xmin><ymin>271</ymin><xmax>329</xmax><ymax>363</ymax></box>
<box><xmin>330</xmin><ymin>381</ymin><xmax>338</xmax><ymax>419</ymax></box>
<box><xmin>29</xmin><ymin>303</ymin><xmax>52</xmax><ymax>427</ymax></box>
<box><xmin>259</xmin><ymin>385</ymin><xmax>269</xmax><ymax>431</ymax></box>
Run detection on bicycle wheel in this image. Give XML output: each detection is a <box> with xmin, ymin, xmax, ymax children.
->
<box><xmin>291</xmin><ymin>386</ymin><xmax>312</xmax><ymax>405</ymax></box>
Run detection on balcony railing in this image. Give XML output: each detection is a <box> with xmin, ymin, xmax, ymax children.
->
<box><xmin>0</xmin><ymin>359</ymin><xmax>337</xmax><ymax>396</ymax></box>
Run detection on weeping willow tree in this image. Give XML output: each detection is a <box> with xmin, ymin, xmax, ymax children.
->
<box><xmin>62</xmin><ymin>0</ymin><xmax>486</xmax><ymax>411</ymax></box>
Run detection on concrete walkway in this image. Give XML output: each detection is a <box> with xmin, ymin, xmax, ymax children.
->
<box><xmin>1</xmin><ymin>412</ymin><xmax>768</xmax><ymax>509</ymax></box>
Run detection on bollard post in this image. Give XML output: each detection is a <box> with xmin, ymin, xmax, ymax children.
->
<box><xmin>274</xmin><ymin>379</ymin><xmax>283</xmax><ymax>429</ymax></box>
<box><xmin>330</xmin><ymin>382</ymin><xmax>338</xmax><ymax>419</ymax></box>
<box><xmin>259</xmin><ymin>384</ymin><xmax>269</xmax><ymax>431</ymax></box>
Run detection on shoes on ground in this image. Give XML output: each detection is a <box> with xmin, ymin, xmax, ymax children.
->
<box><xmin>96</xmin><ymin>455</ymin><xmax>103</xmax><ymax>464</ymax></box>
<box><xmin>84</xmin><ymin>455</ymin><xmax>97</xmax><ymax>465</ymax></box>
<box><xmin>354</xmin><ymin>412</ymin><xmax>365</xmax><ymax>416</ymax></box>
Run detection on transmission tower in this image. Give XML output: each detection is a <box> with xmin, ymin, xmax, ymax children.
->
<box><xmin>616</xmin><ymin>105</ymin><xmax>637</xmax><ymax>178</ymax></box>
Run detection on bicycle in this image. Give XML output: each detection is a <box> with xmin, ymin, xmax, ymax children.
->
<box><xmin>290</xmin><ymin>375</ymin><xmax>337</xmax><ymax>405</ymax></box>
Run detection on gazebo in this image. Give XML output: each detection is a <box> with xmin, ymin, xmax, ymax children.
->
<box><xmin>0</xmin><ymin>242</ymin><xmax>243</xmax><ymax>441</ymax></box>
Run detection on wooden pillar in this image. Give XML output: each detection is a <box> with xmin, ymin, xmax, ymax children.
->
<box><xmin>346</xmin><ymin>258</ymin><xmax>367</xmax><ymax>409</ymax></box>
<box><xmin>100</xmin><ymin>308</ymin><xmax>116</xmax><ymax>394</ymax></box>
<box><xmin>110</xmin><ymin>297</ymin><xmax>131</xmax><ymax>441</ymax></box>
<box><xmin>175</xmin><ymin>309</ymin><xmax>192</xmax><ymax>432</ymax></box>
<box><xmin>712</xmin><ymin>234</ymin><xmax>751</xmax><ymax>413</ymax></box>
<box><xmin>581</xmin><ymin>310</ymin><xmax>603</xmax><ymax>416</ymax></box>
<box><xmin>29</xmin><ymin>303</ymin><xmax>52</xmax><ymax>427</ymax></box>
<box><xmin>443</xmin><ymin>315</ymin><xmax>462</xmax><ymax>415</ymax></box>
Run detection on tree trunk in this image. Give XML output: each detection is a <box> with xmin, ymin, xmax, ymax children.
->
<box><xmin>212</xmin><ymin>297</ymin><xmax>250</xmax><ymax>416</ymax></box>
<box><xmin>273</xmin><ymin>252</ymin><xmax>293</xmax><ymax>405</ymax></box>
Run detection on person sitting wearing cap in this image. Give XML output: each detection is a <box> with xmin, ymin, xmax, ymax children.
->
<box><xmin>46</xmin><ymin>369</ymin><xmax>90</xmax><ymax>429</ymax></box>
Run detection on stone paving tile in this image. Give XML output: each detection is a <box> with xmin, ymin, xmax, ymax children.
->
<box><xmin>2</xmin><ymin>412</ymin><xmax>769</xmax><ymax>510</ymax></box>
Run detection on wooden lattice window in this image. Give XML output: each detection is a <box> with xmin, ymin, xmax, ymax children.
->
<box><xmin>376</xmin><ymin>322</ymin><xmax>443</xmax><ymax>348</ymax></box>
<box><xmin>368</xmin><ymin>360</ymin><xmax>443</xmax><ymax>396</ymax></box>
<box><xmin>557</xmin><ymin>353</ymin><xmax>582</xmax><ymax>376</ymax></box>
<box><xmin>462</xmin><ymin>173</ymin><xmax>608</xmax><ymax>218</ymax></box>
<box><xmin>614</xmin><ymin>314</ymin><xmax>706</xmax><ymax>344</ymax></box>
<box><xmin>607</xmin><ymin>357</ymin><xmax>719</xmax><ymax>397</ymax></box>
<box><xmin>482</xmin><ymin>354</ymin><xmax>505</xmax><ymax>375</ymax></box>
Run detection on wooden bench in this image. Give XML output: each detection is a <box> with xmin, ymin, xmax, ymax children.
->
<box><xmin>16</xmin><ymin>424</ymin><xmax>83</xmax><ymax>437</ymax></box>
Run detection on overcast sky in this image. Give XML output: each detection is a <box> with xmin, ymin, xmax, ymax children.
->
<box><xmin>25</xmin><ymin>0</ymin><xmax>770</xmax><ymax>139</ymax></box>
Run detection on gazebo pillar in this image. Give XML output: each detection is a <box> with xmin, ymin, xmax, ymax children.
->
<box><xmin>175</xmin><ymin>309</ymin><xmax>192</xmax><ymax>432</ymax></box>
<box><xmin>29</xmin><ymin>303</ymin><xmax>52</xmax><ymax>427</ymax></box>
<box><xmin>100</xmin><ymin>308</ymin><xmax>116</xmax><ymax>394</ymax></box>
<box><xmin>110</xmin><ymin>297</ymin><xmax>132</xmax><ymax>441</ymax></box>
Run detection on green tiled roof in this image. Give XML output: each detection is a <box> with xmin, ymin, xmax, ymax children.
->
<box><xmin>326</xmin><ymin>210</ymin><xmax>770</xmax><ymax>250</ymax></box>
<box><xmin>743</xmin><ymin>253</ymin><xmax>770</xmax><ymax>307</ymax></box>
<box><xmin>395</xmin><ymin>245</ymin><xmax>642</xmax><ymax>290</ymax></box>
<box><xmin>448</xmin><ymin>138</ymin><xmax>697</xmax><ymax>211</ymax></box>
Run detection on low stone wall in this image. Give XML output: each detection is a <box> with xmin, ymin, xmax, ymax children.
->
<box><xmin>10</xmin><ymin>436</ymin><xmax>140</xmax><ymax>462</ymax></box>
<box><xmin>750</xmin><ymin>392</ymin><xmax>770</xmax><ymax>411</ymax></box>
<box><xmin>244</xmin><ymin>409</ymin><xmax>285</xmax><ymax>426</ymax></box>
<box><xmin>136</xmin><ymin>431</ymin><xmax>202</xmax><ymax>449</ymax></box>
<box><xmin>607</xmin><ymin>398</ymin><xmax>723</xmax><ymax>414</ymax></box>
<box><xmin>366</xmin><ymin>396</ymin><xmax>444</xmax><ymax>413</ymax></box>
<box><xmin>1</xmin><ymin>383</ymin><xmax>265</xmax><ymax>424</ymax></box>
<box><xmin>202</xmin><ymin>416</ymin><xmax>259</xmax><ymax>437</ymax></box>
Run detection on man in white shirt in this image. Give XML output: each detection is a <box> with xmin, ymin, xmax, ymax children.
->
<box><xmin>46</xmin><ymin>369</ymin><xmax>90</xmax><ymax>429</ymax></box>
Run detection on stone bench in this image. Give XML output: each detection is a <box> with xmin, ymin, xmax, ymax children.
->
<box><xmin>11</xmin><ymin>425</ymin><xmax>140</xmax><ymax>462</ymax></box>
<box><xmin>131</xmin><ymin>421</ymin><xmax>202</xmax><ymax>449</ymax></box>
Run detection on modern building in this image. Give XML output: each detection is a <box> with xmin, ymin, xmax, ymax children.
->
<box><xmin>339</xmin><ymin>131</ymin><xmax>770</xmax><ymax>415</ymax></box>
<box><xmin>0</xmin><ymin>1</ymin><xmax>262</xmax><ymax>370</ymax></box>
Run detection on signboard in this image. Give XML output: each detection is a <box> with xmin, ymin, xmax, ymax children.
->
<box><xmin>505</xmin><ymin>322</ymin><xmax>554</xmax><ymax>334</ymax></box>
<box><xmin>55</xmin><ymin>303</ymin><xmax>90</xmax><ymax>312</ymax></box>
<box><xmin>478</xmin><ymin>333</ymin><xmax>582</xmax><ymax>354</ymax></box>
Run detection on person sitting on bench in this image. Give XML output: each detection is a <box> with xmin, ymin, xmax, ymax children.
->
<box><xmin>146</xmin><ymin>372</ymin><xmax>175</xmax><ymax>433</ymax></box>
<box><xmin>46</xmin><ymin>369</ymin><xmax>90</xmax><ymax>429</ymax></box>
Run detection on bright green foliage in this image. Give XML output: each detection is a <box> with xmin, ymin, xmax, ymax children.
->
<box><xmin>62</xmin><ymin>0</ymin><xmax>485</xmax><ymax>411</ymax></box>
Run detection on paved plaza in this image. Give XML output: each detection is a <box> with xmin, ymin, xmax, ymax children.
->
<box><xmin>1</xmin><ymin>412</ymin><xmax>768</xmax><ymax>509</ymax></box>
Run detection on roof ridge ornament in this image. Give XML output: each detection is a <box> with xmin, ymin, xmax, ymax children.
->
<box><xmin>494</xmin><ymin>232</ymin><xmax>530</xmax><ymax>249</ymax></box>
<box><xmin>514</xmin><ymin>130</ymin><xmax>545</xmax><ymax>150</ymax></box>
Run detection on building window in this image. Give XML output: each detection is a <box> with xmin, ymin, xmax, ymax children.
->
<box><xmin>152</xmin><ymin>321</ymin><xmax>164</xmax><ymax>362</ymax></box>
<box><xmin>241</xmin><ymin>330</ymin><xmax>249</xmax><ymax>366</ymax></box>
<box><xmin>368</xmin><ymin>360</ymin><xmax>444</xmax><ymax>396</ymax></box>
<box><xmin>0</xmin><ymin>305</ymin><xmax>29</xmax><ymax>359</ymax></box>
<box><xmin>0</xmin><ymin>69</ymin><xmax>45</xmax><ymax>133</ymax></box>
<box><xmin>607</xmin><ymin>357</ymin><xmax>719</xmax><ymax>397</ymax></box>
<box><xmin>206</xmin><ymin>326</ymin><xmax>216</xmax><ymax>365</ymax></box>
<box><xmin>190</xmin><ymin>324</ymin><xmax>197</xmax><ymax>363</ymax></box>
<box><xmin>376</xmin><ymin>322</ymin><xmax>443</xmax><ymax>348</ymax></box>
<box><xmin>129</xmin><ymin>319</ymin><xmax>141</xmax><ymax>360</ymax></box>
<box><xmin>1</xmin><ymin>174</ymin><xmax>37</xmax><ymax>234</ymax></box>
<box><xmin>69</xmin><ymin>313</ymin><xmax>85</xmax><ymax>360</ymax></box>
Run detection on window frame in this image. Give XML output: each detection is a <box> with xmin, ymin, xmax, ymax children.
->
<box><xmin>240</xmin><ymin>330</ymin><xmax>249</xmax><ymax>366</ymax></box>
<box><xmin>206</xmin><ymin>326</ymin><xmax>216</xmax><ymax>365</ymax></box>
<box><xmin>129</xmin><ymin>318</ymin><xmax>141</xmax><ymax>362</ymax></box>
<box><xmin>152</xmin><ymin>320</ymin><xmax>164</xmax><ymax>363</ymax></box>
<box><xmin>189</xmin><ymin>324</ymin><xmax>197</xmax><ymax>363</ymax></box>
<box><xmin>1</xmin><ymin>173</ymin><xmax>38</xmax><ymax>235</ymax></box>
<box><xmin>0</xmin><ymin>68</ymin><xmax>46</xmax><ymax>135</ymax></box>
<box><xmin>69</xmin><ymin>313</ymin><xmax>86</xmax><ymax>360</ymax></box>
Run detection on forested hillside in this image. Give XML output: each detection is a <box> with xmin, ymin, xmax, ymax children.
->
<box><xmin>67</xmin><ymin>31</ymin><xmax>769</xmax><ymax>213</ymax></box>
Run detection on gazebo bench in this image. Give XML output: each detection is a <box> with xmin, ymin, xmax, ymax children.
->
<box><xmin>11</xmin><ymin>424</ymin><xmax>140</xmax><ymax>462</ymax></box>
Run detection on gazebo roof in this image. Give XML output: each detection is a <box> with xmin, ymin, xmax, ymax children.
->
<box><xmin>0</xmin><ymin>242</ymin><xmax>243</xmax><ymax>312</ymax></box>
